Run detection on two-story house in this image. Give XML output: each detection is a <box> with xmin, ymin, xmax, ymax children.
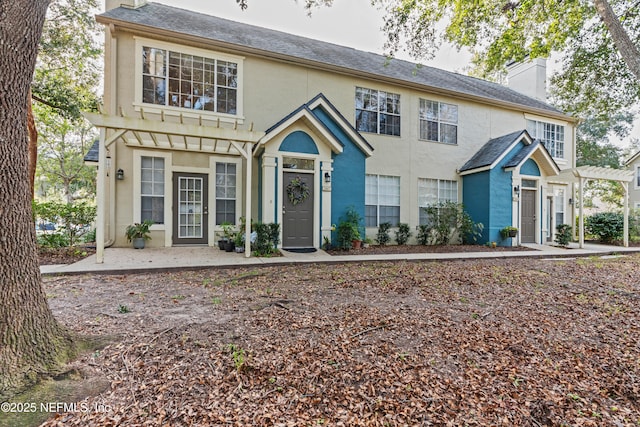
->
<box><xmin>88</xmin><ymin>0</ymin><xmax>582</xmax><ymax>260</ymax></box>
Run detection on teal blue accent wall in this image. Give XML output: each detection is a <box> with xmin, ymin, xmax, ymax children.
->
<box><xmin>463</xmin><ymin>140</ymin><xmax>542</xmax><ymax>245</ymax></box>
<box><xmin>312</xmin><ymin>107</ymin><xmax>366</xmax><ymax>234</ymax></box>
<box><xmin>279</xmin><ymin>131</ymin><xmax>319</xmax><ymax>154</ymax></box>
<box><xmin>463</xmin><ymin>171</ymin><xmax>491</xmax><ymax>243</ymax></box>
<box><xmin>521</xmin><ymin>158</ymin><xmax>541</xmax><ymax>176</ymax></box>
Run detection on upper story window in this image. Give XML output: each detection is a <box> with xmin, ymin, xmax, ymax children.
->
<box><xmin>419</xmin><ymin>99</ymin><xmax>458</xmax><ymax>144</ymax></box>
<box><xmin>142</xmin><ymin>45</ymin><xmax>238</xmax><ymax>115</ymax></box>
<box><xmin>355</xmin><ymin>87</ymin><xmax>401</xmax><ymax>136</ymax></box>
<box><xmin>527</xmin><ymin>120</ymin><xmax>564</xmax><ymax>158</ymax></box>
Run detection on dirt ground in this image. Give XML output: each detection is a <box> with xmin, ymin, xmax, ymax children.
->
<box><xmin>15</xmin><ymin>253</ymin><xmax>638</xmax><ymax>426</ymax></box>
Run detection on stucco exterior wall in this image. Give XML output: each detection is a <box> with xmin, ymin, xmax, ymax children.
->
<box><xmin>102</xmin><ymin>27</ymin><xmax>576</xmax><ymax>247</ymax></box>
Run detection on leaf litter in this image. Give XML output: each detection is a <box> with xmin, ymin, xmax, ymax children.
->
<box><xmin>40</xmin><ymin>255</ymin><xmax>640</xmax><ymax>426</ymax></box>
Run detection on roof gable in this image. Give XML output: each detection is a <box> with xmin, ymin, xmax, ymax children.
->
<box><xmin>99</xmin><ymin>3</ymin><xmax>573</xmax><ymax>119</ymax></box>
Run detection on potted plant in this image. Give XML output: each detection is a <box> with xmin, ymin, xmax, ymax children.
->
<box><xmin>222</xmin><ymin>222</ymin><xmax>236</xmax><ymax>252</ymax></box>
<box><xmin>125</xmin><ymin>219</ymin><xmax>153</xmax><ymax>249</ymax></box>
<box><xmin>234</xmin><ymin>230</ymin><xmax>245</xmax><ymax>253</ymax></box>
<box><xmin>344</xmin><ymin>206</ymin><xmax>363</xmax><ymax>249</ymax></box>
<box><xmin>500</xmin><ymin>226</ymin><xmax>518</xmax><ymax>239</ymax></box>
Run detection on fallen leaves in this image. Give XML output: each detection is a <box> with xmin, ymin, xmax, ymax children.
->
<box><xmin>39</xmin><ymin>255</ymin><xmax>640</xmax><ymax>426</ymax></box>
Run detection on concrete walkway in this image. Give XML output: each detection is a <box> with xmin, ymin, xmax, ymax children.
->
<box><xmin>40</xmin><ymin>242</ymin><xmax>640</xmax><ymax>276</ymax></box>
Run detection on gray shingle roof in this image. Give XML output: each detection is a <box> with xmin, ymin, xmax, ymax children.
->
<box><xmin>84</xmin><ymin>139</ymin><xmax>99</xmax><ymax>163</ymax></box>
<box><xmin>99</xmin><ymin>2</ymin><xmax>569</xmax><ymax>117</ymax></box>
<box><xmin>459</xmin><ymin>130</ymin><xmax>526</xmax><ymax>172</ymax></box>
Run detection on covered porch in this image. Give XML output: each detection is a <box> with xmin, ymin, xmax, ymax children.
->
<box><xmin>556</xmin><ymin>165</ymin><xmax>634</xmax><ymax>248</ymax></box>
<box><xmin>84</xmin><ymin>108</ymin><xmax>265</xmax><ymax>262</ymax></box>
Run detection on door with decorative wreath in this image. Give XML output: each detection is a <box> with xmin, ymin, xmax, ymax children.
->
<box><xmin>282</xmin><ymin>171</ymin><xmax>314</xmax><ymax>248</ymax></box>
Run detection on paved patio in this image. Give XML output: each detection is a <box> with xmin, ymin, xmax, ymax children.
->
<box><xmin>40</xmin><ymin>242</ymin><xmax>640</xmax><ymax>276</ymax></box>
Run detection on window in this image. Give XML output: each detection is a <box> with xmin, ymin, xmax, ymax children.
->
<box><xmin>355</xmin><ymin>87</ymin><xmax>401</xmax><ymax>136</ymax></box>
<box><xmin>365</xmin><ymin>175</ymin><xmax>400</xmax><ymax>227</ymax></box>
<box><xmin>527</xmin><ymin>120</ymin><xmax>565</xmax><ymax>158</ymax></box>
<box><xmin>418</xmin><ymin>178</ymin><xmax>458</xmax><ymax>225</ymax></box>
<box><xmin>555</xmin><ymin>188</ymin><xmax>565</xmax><ymax>226</ymax></box>
<box><xmin>141</xmin><ymin>156</ymin><xmax>165</xmax><ymax>224</ymax></box>
<box><xmin>142</xmin><ymin>46</ymin><xmax>238</xmax><ymax>114</ymax></box>
<box><xmin>636</xmin><ymin>166</ymin><xmax>640</xmax><ymax>188</ymax></box>
<box><xmin>216</xmin><ymin>163</ymin><xmax>236</xmax><ymax>225</ymax></box>
<box><xmin>419</xmin><ymin>99</ymin><xmax>458</xmax><ymax>144</ymax></box>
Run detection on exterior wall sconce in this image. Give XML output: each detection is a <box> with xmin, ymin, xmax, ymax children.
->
<box><xmin>513</xmin><ymin>185</ymin><xmax>520</xmax><ymax>196</ymax></box>
<box><xmin>568</xmin><ymin>198</ymin><xmax>573</xmax><ymax>205</ymax></box>
<box><xmin>324</xmin><ymin>172</ymin><xmax>331</xmax><ymax>184</ymax></box>
<box><xmin>116</xmin><ymin>168</ymin><xmax>125</xmax><ymax>180</ymax></box>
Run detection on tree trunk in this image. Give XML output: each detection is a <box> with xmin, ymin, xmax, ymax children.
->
<box><xmin>27</xmin><ymin>89</ymin><xmax>38</xmax><ymax>199</ymax></box>
<box><xmin>0</xmin><ymin>0</ymin><xmax>75</xmax><ymax>401</ymax></box>
<box><xmin>594</xmin><ymin>0</ymin><xmax>640</xmax><ymax>81</ymax></box>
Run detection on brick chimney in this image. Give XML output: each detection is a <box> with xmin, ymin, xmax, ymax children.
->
<box><xmin>106</xmin><ymin>0</ymin><xmax>147</xmax><ymax>11</ymax></box>
<box><xmin>506</xmin><ymin>57</ymin><xmax>547</xmax><ymax>101</ymax></box>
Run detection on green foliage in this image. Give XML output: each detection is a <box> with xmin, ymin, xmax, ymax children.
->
<box><xmin>586</xmin><ymin>212</ymin><xmax>624</xmax><ymax>243</ymax></box>
<box><xmin>422</xmin><ymin>201</ymin><xmax>483</xmax><ymax>245</ymax></box>
<box><xmin>555</xmin><ymin>223</ymin><xmax>573</xmax><ymax>247</ymax></box>
<box><xmin>37</xmin><ymin>233</ymin><xmax>70</xmax><ymax>249</ymax></box>
<box><xmin>125</xmin><ymin>219</ymin><xmax>154</xmax><ymax>242</ymax></box>
<box><xmin>416</xmin><ymin>224</ymin><xmax>431</xmax><ymax>245</ymax></box>
<box><xmin>376</xmin><ymin>222</ymin><xmax>392</xmax><ymax>246</ymax></box>
<box><xmin>500</xmin><ymin>226</ymin><xmax>518</xmax><ymax>240</ymax></box>
<box><xmin>395</xmin><ymin>223</ymin><xmax>412</xmax><ymax>245</ymax></box>
<box><xmin>117</xmin><ymin>304</ymin><xmax>130</xmax><ymax>314</ymax></box>
<box><xmin>33</xmin><ymin>200</ymin><xmax>96</xmax><ymax>246</ymax></box>
<box><xmin>252</xmin><ymin>222</ymin><xmax>280</xmax><ymax>256</ymax></box>
<box><xmin>335</xmin><ymin>206</ymin><xmax>363</xmax><ymax>250</ymax></box>
<box><xmin>226</xmin><ymin>343</ymin><xmax>248</xmax><ymax>372</ymax></box>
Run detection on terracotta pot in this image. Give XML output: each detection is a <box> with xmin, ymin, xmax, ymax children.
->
<box><xmin>352</xmin><ymin>240</ymin><xmax>362</xmax><ymax>250</ymax></box>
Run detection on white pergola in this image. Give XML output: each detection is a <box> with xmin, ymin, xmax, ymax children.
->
<box><xmin>555</xmin><ymin>165</ymin><xmax>634</xmax><ymax>248</ymax></box>
<box><xmin>84</xmin><ymin>108</ymin><xmax>265</xmax><ymax>262</ymax></box>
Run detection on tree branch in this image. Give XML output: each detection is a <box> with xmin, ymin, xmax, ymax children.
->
<box><xmin>594</xmin><ymin>0</ymin><xmax>640</xmax><ymax>81</ymax></box>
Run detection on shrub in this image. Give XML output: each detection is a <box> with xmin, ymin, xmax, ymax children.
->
<box><xmin>33</xmin><ymin>201</ymin><xmax>96</xmax><ymax>247</ymax></box>
<box><xmin>395</xmin><ymin>223</ymin><xmax>412</xmax><ymax>245</ymax></box>
<box><xmin>376</xmin><ymin>222</ymin><xmax>392</xmax><ymax>246</ymax></box>
<box><xmin>335</xmin><ymin>206</ymin><xmax>363</xmax><ymax>250</ymax></box>
<box><xmin>416</xmin><ymin>224</ymin><xmax>431</xmax><ymax>245</ymax></box>
<box><xmin>585</xmin><ymin>212</ymin><xmax>624</xmax><ymax>243</ymax></box>
<box><xmin>252</xmin><ymin>222</ymin><xmax>279</xmax><ymax>256</ymax></box>
<box><xmin>555</xmin><ymin>223</ymin><xmax>572</xmax><ymax>247</ymax></box>
<box><xmin>421</xmin><ymin>201</ymin><xmax>483</xmax><ymax>245</ymax></box>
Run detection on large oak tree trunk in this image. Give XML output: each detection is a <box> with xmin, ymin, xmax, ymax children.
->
<box><xmin>27</xmin><ymin>89</ymin><xmax>38</xmax><ymax>199</ymax></box>
<box><xmin>0</xmin><ymin>0</ymin><xmax>75</xmax><ymax>401</ymax></box>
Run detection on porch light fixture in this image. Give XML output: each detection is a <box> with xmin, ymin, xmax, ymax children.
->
<box><xmin>568</xmin><ymin>198</ymin><xmax>573</xmax><ymax>205</ymax></box>
<box><xmin>116</xmin><ymin>168</ymin><xmax>125</xmax><ymax>180</ymax></box>
<box><xmin>513</xmin><ymin>185</ymin><xmax>520</xmax><ymax>196</ymax></box>
<box><xmin>324</xmin><ymin>172</ymin><xmax>331</xmax><ymax>184</ymax></box>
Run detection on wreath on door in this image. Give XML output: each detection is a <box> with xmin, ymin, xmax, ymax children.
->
<box><xmin>286</xmin><ymin>176</ymin><xmax>310</xmax><ymax>206</ymax></box>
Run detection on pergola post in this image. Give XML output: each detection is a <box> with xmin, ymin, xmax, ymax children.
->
<box><xmin>578</xmin><ymin>177</ymin><xmax>585</xmax><ymax>249</ymax></box>
<box><xmin>96</xmin><ymin>128</ymin><xmax>107</xmax><ymax>263</ymax></box>
<box><xmin>623</xmin><ymin>181</ymin><xmax>629</xmax><ymax>247</ymax></box>
<box><xmin>245</xmin><ymin>143</ymin><xmax>253</xmax><ymax>258</ymax></box>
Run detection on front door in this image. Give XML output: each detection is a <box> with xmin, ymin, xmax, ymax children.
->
<box><xmin>173</xmin><ymin>173</ymin><xmax>208</xmax><ymax>245</ymax></box>
<box><xmin>521</xmin><ymin>190</ymin><xmax>536</xmax><ymax>243</ymax></box>
<box><xmin>282</xmin><ymin>172</ymin><xmax>314</xmax><ymax>248</ymax></box>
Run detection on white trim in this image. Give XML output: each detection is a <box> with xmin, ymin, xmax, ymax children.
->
<box><xmin>524</xmin><ymin>113</ymin><xmax>569</xmax><ymax>127</ymax></box>
<box><xmin>279</xmin><ymin>152</ymin><xmax>320</xmax><ymax>248</ymax></box>
<box><xmin>132</xmin><ymin>149</ymin><xmax>172</xmax><ymax>246</ymax></box>
<box><xmin>133</xmin><ymin>37</ymin><xmax>245</xmax><ymax>121</ymax></box>
<box><xmin>256</xmin><ymin>108</ymin><xmax>344</xmax><ymax>155</ymax></box>
<box><xmin>307</xmin><ymin>96</ymin><xmax>373</xmax><ymax>157</ymax></box>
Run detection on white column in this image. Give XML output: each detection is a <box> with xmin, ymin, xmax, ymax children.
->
<box><xmin>623</xmin><ymin>181</ymin><xmax>629</xmax><ymax>247</ymax></box>
<box><xmin>261</xmin><ymin>154</ymin><xmax>277</xmax><ymax>224</ymax></box>
<box><xmin>578</xmin><ymin>177</ymin><xmax>585</xmax><ymax>248</ymax></box>
<box><xmin>244</xmin><ymin>144</ymin><xmax>253</xmax><ymax>258</ymax></box>
<box><xmin>95</xmin><ymin>128</ymin><xmax>107</xmax><ymax>263</ymax></box>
